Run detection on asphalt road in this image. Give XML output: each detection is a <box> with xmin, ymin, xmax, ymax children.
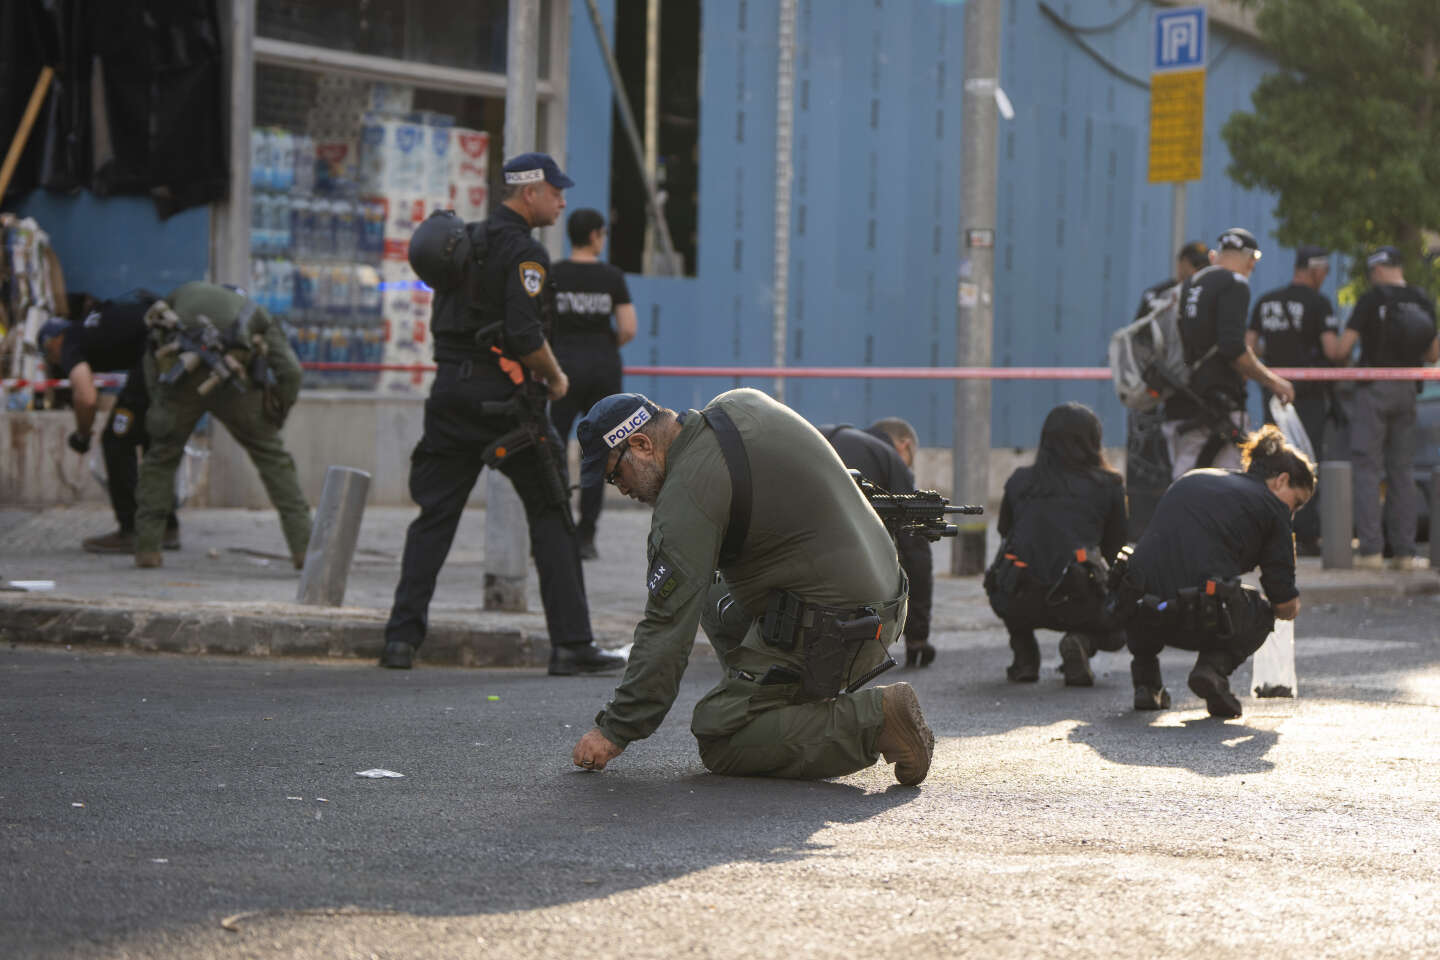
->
<box><xmin>5</xmin><ymin>595</ymin><xmax>1440</xmax><ymax>959</ymax></box>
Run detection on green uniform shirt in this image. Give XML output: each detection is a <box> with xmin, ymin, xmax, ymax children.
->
<box><xmin>596</xmin><ymin>388</ymin><xmax>902</xmax><ymax>747</ymax></box>
<box><xmin>164</xmin><ymin>282</ymin><xmax>302</xmax><ymax>401</ymax></box>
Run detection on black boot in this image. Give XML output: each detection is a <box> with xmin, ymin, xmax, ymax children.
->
<box><xmin>549</xmin><ymin>643</ymin><xmax>626</xmax><ymax>676</ymax></box>
<box><xmin>905</xmin><ymin>642</ymin><xmax>937</xmax><ymax>668</ymax></box>
<box><xmin>1131</xmin><ymin>656</ymin><xmax>1170</xmax><ymax>710</ymax></box>
<box><xmin>1006</xmin><ymin>628</ymin><xmax>1040</xmax><ymax>682</ymax></box>
<box><xmin>1059</xmin><ymin>633</ymin><xmax>1095</xmax><ymax>687</ymax></box>
<box><xmin>380</xmin><ymin>640</ymin><xmax>415</xmax><ymax>669</ymax></box>
<box><xmin>1188</xmin><ymin>651</ymin><xmax>1242</xmax><ymax>718</ymax></box>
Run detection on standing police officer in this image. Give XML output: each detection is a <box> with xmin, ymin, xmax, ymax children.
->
<box><xmin>1165</xmin><ymin>228</ymin><xmax>1295</xmax><ymax>480</ymax></box>
<box><xmin>821</xmin><ymin>418</ymin><xmax>936</xmax><ymax>668</ymax></box>
<box><xmin>1323</xmin><ymin>246</ymin><xmax>1440</xmax><ymax>569</ymax></box>
<box><xmin>382</xmin><ymin>153</ymin><xmax>624</xmax><ymax>676</ymax></box>
<box><xmin>548</xmin><ymin>208</ymin><xmax>637</xmax><ymax>560</ymax></box>
<box><xmin>38</xmin><ymin>291</ymin><xmax>181</xmax><ymax>553</ymax></box>
<box><xmin>569</xmin><ymin>389</ymin><xmax>935</xmax><ymax>785</ymax></box>
<box><xmin>133</xmin><ymin>282</ymin><xmax>310</xmax><ymax>568</ymax></box>
<box><xmin>1245</xmin><ymin>245</ymin><xmax>1337</xmax><ymax>555</ymax></box>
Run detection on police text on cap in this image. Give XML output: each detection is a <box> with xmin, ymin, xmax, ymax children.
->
<box><xmin>604</xmin><ymin>406</ymin><xmax>652</xmax><ymax>447</ymax></box>
<box><xmin>504</xmin><ymin>169</ymin><xmax>545</xmax><ymax>185</ymax></box>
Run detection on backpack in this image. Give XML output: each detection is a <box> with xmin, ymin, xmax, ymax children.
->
<box><xmin>1108</xmin><ymin>268</ymin><xmax>1218</xmax><ymax>411</ymax></box>
<box><xmin>1376</xmin><ymin>291</ymin><xmax>1437</xmax><ymax>364</ymax></box>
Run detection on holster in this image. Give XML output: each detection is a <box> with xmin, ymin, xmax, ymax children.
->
<box><xmin>759</xmin><ymin>589</ymin><xmax>891</xmax><ymax>701</ymax></box>
<box><xmin>1144</xmin><ymin>577</ymin><xmax>1271</xmax><ymax>642</ymax></box>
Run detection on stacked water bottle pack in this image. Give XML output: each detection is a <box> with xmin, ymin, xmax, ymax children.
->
<box><xmin>250</xmin><ymin>127</ymin><xmax>385</xmax><ymax>390</ymax></box>
<box><xmin>248</xmin><ymin>83</ymin><xmax>490</xmax><ymax>394</ymax></box>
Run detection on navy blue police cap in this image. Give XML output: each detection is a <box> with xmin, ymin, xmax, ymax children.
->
<box><xmin>36</xmin><ymin>317</ymin><xmax>70</xmax><ymax>353</ymax></box>
<box><xmin>501</xmin><ymin>152</ymin><xmax>574</xmax><ymax>190</ymax></box>
<box><xmin>1294</xmin><ymin>245</ymin><xmax>1330</xmax><ymax>270</ymax></box>
<box><xmin>576</xmin><ymin>393</ymin><xmax>661</xmax><ymax>488</ymax></box>
<box><xmin>1367</xmin><ymin>245</ymin><xmax>1403</xmax><ymax>269</ymax></box>
<box><xmin>1217</xmin><ymin>227</ymin><xmax>1262</xmax><ymax>260</ymax></box>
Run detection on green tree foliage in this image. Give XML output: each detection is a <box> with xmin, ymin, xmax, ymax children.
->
<box><xmin>1221</xmin><ymin>0</ymin><xmax>1440</xmax><ymax>290</ymax></box>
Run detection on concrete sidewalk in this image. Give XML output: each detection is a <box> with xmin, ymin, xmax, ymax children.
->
<box><xmin>2</xmin><ymin>503</ymin><xmax>1435</xmax><ymax>665</ymax></box>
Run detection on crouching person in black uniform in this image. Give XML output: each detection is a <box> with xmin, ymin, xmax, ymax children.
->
<box><xmin>1121</xmin><ymin>425</ymin><xmax>1313</xmax><ymax>717</ymax></box>
<box><xmin>985</xmin><ymin>403</ymin><xmax>1129</xmax><ymax>686</ymax></box>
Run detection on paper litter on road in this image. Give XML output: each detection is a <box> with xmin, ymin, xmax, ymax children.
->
<box><xmin>354</xmin><ymin>768</ymin><xmax>405</xmax><ymax>779</ymax></box>
<box><xmin>7</xmin><ymin>580</ymin><xmax>55</xmax><ymax>591</ymax></box>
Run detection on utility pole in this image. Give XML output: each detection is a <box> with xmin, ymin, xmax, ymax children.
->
<box><xmin>485</xmin><ymin>0</ymin><xmax>541</xmax><ymax>612</ymax></box>
<box><xmin>642</xmin><ymin>0</ymin><xmax>660</xmax><ymax>273</ymax></box>
<box><xmin>771</xmin><ymin>0</ymin><xmax>798</xmax><ymax>402</ymax></box>
<box><xmin>952</xmin><ymin>0</ymin><xmax>1001</xmax><ymax>576</ymax></box>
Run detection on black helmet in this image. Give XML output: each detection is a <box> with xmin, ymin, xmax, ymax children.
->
<box><xmin>408</xmin><ymin>210</ymin><xmax>471</xmax><ymax>292</ymax></box>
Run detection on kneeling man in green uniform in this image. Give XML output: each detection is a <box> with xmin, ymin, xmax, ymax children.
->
<box><xmin>569</xmin><ymin>388</ymin><xmax>936</xmax><ymax>784</ymax></box>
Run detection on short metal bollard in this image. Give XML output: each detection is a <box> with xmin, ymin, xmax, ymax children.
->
<box><xmin>1320</xmin><ymin>461</ymin><xmax>1353</xmax><ymax>570</ymax></box>
<box><xmin>483</xmin><ymin>470</ymin><xmax>529</xmax><ymax>611</ymax></box>
<box><xmin>297</xmin><ymin>466</ymin><xmax>372</xmax><ymax>606</ymax></box>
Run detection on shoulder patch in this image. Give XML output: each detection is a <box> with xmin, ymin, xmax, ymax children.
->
<box><xmin>647</xmin><ymin>552</ymin><xmax>684</xmax><ymax>602</ymax></box>
<box><xmin>519</xmin><ymin>261</ymin><xmax>546</xmax><ymax>297</ymax></box>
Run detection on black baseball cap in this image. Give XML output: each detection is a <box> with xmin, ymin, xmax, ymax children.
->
<box><xmin>576</xmin><ymin>393</ymin><xmax>662</xmax><ymax>488</ymax></box>
<box><xmin>1217</xmin><ymin>227</ymin><xmax>1262</xmax><ymax>260</ymax></box>
<box><xmin>1367</xmin><ymin>245</ymin><xmax>1403</xmax><ymax>269</ymax></box>
<box><xmin>501</xmin><ymin>152</ymin><xmax>574</xmax><ymax>189</ymax></box>
<box><xmin>1294</xmin><ymin>245</ymin><xmax>1330</xmax><ymax>270</ymax></box>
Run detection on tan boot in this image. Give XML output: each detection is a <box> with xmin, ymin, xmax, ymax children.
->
<box><xmin>874</xmin><ymin>682</ymin><xmax>935</xmax><ymax>786</ymax></box>
<box><xmin>1390</xmin><ymin>556</ymin><xmax>1419</xmax><ymax>571</ymax></box>
<box><xmin>135</xmin><ymin>551</ymin><xmax>163</xmax><ymax>568</ymax></box>
<box><xmin>1354</xmin><ymin>553</ymin><xmax>1384</xmax><ymax>570</ymax></box>
<box><xmin>83</xmin><ymin>529</ymin><xmax>135</xmax><ymax>554</ymax></box>
<box><xmin>292</xmin><ymin>552</ymin><xmax>306</xmax><ymax>571</ymax></box>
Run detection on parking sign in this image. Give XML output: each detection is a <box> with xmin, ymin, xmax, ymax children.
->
<box><xmin>1153</xmin><ymin>6</ymin><xmax>1207</xmax><ymax>72</ymax></box>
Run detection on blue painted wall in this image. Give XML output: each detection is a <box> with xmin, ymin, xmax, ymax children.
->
<box><xmin>571</xmin><ymin>0</ymin><xmax>1325</xmax><ymax>447</ymax></box>
<box><xmin>14</xmin><ymin>191</ymin><xmax>211</xmax><ymax>300</ymax></box>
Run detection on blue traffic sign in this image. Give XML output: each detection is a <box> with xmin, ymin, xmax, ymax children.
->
<box><xmin>1153</xmin><ymin>6</ymin><xmax>1207</xmax><ymax>72</ymax></box>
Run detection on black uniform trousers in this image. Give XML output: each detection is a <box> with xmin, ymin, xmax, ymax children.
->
<box><xmin>386</xmin><ymin>360</ymin><xmax>595</xmax><ymax>649</ymax></box>
<box><xmin>897</xmin><ymin>531</ymin><xmax>933</xmax><ymax>648</ymax></box>
<box><xmin>102</xmin><ymin>365</ymin><xmax>177</xmax><ymax>533</ymax></box>
<box><xmin>1125</xmin><ymin>590</ymin><xmax>1274</xmax><ymax>690</ymax></box>
<box><xmin>549</xmin><ymin>333</ymin><xmax>623</xmax><ymax>542</ymax></box>
<box><xmin>1263</xmin><ymin>383</ymin><xmax>1327</xmax><ymax>545</ymax></box>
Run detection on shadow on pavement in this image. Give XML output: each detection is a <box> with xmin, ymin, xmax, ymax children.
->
<box><xmin>1068</xmin><ymin>715</ymin><xmax>1279</xmax><ymax>777</ymax></box>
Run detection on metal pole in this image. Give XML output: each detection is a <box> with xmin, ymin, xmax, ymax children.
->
<box><xmin>1171</xmin><ymin>183</ymin><xmax>1186</xmax><ymax>268</ymax></box>
<box><xmin>297</xmin><ymin>466</ymin><xmax>371</xmax><ymax>606</ymax></box>
<box><xmin>1430</xmin><ymin>465</ymin><xmax>1440</xmax><ymax>569</ymax></box>
<box><xmin>951</xmin><ymin>0</ymin><xmax>1001</xmax><ymax>576</ymax></box>
<box><xmin>582</xmin><ymin>0</ymin><xmax>679</xmax><ymax>272</ymax></box>
<box><xmin>216</xmin><ymin>0</ymin><xmax>255</xmax><ymax>286</ymax></box>
<box><xmin>771</xmin><ymin>0</ymin><xmax>798</xmax><ymax>402</ymax></box>
<box><xmin>642</xmin><ymin>0</ymin><xmax>660</xmax><ymax>273</ymax></box>
<box><xmin>485</xmin><ymin>0</ymin><xmax>542</xmax><ymax>613</ymax></box>
<box><xmin>1320</xmin><ymin>460</ymin><xmax>1353</xmax><ymax>570</ymax></box>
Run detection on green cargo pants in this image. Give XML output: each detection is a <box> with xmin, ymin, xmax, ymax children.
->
<box><xmin>690</xmin><ymin>577</ymin><xmax>906</xmax><ymax>779</ymax></box>
<box><xmin>134</xmin><ymin>354</ymin><xmax>312</xmax><ymax>557</ymax></box>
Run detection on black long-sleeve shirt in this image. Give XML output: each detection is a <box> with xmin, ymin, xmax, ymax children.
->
<box><xmin>1129</xmin><ymin>469</ymin><xmax>1297</xmax><ymax>604</ymax></box>
<box><xmin>997</xmin><ymin>466</ymin><xmax>1128</xmax><ymax>584</ymax></box>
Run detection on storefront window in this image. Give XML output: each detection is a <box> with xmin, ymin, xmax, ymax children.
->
<box><xmin>252</xmin><ymin>63</ymin><xmax>502</xmax><ymax>391</ymax></box>
<box><xmin>257</xmin><ymin>0</ymin><xmax>540</xmax><ymax>76</ymax></box>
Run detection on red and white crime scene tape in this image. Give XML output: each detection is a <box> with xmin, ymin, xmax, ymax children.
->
<box><xmin>7</xmin><ymin>364</ymin><xmax>1440</xmax><ymax>391</ymax></box>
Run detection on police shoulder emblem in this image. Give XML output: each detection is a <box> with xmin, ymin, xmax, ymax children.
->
<box><xmin>519</xmin><ymin>261</ymin><xmax>546</xmax><ymax>297</ymax></box>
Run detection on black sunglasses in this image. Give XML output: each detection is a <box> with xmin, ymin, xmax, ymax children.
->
<box><xmin>604</xmin><ymin>445</ymin><xmax>629</xmax><ymax>485</ymax></box>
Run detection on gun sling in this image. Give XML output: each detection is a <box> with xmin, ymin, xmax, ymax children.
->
<box><xmin>700</xmin><ymin>406</ymin><xmax>752</xmax><ymax>566</ymax></box>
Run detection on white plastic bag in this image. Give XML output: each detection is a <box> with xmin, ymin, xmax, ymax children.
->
<box><xmin>1252</xmin><ymin>617</ymin><xmax>1297</xmax><ymax>698</ymax></box>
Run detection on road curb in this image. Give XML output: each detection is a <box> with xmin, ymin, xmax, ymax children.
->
<box><xmin>1300</xmin><ymin>574</ymin><xmax>1440</xmax><ymax>606</ymax></box>
<box><xmin>0</xmin><ymin>596</ymin><xmax>548</xmax><ymax>667</ymax></box>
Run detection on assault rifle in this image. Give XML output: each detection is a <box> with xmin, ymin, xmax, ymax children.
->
<box><xmin>479</xmin><ymin>379</ymin><xmax>575</xmax><ymax>533</ymax></box>
<box><xmin>154</xmin><ymin>315</ymin><xmax>245</xmax><ymax>396</ymax></box>
<box><xmin>849</xmin><ymin>470</ymin><xmax>983</xmax><ymax>542</ymax></box>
